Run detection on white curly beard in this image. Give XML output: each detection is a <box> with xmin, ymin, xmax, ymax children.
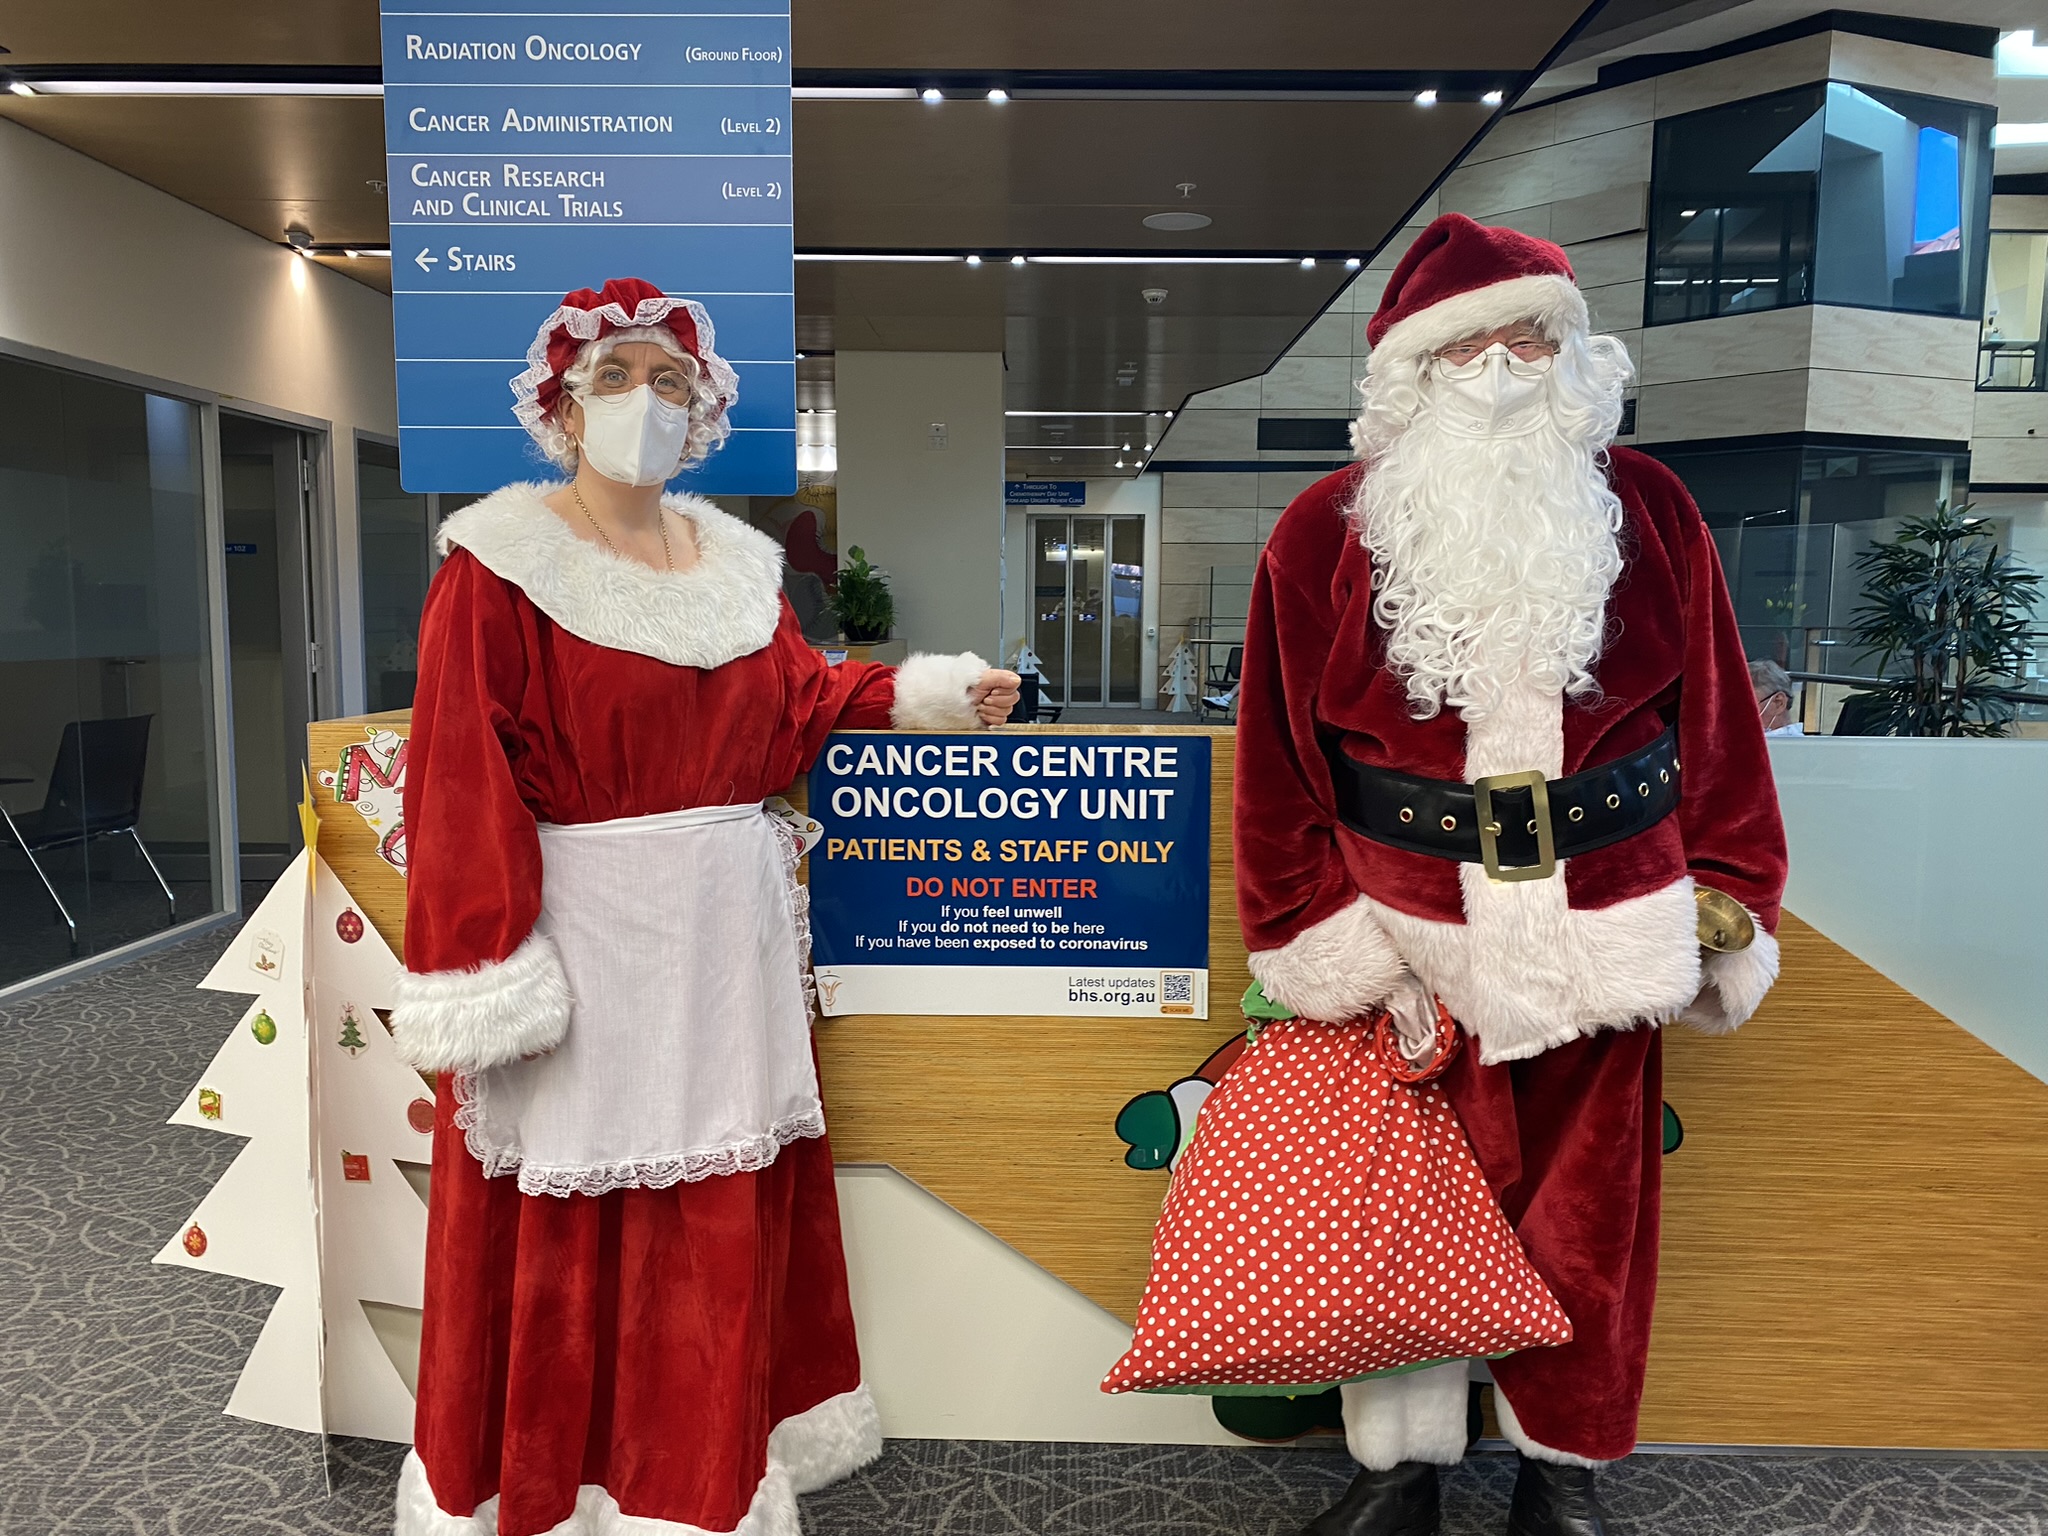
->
<box><xmin>1348</xmin><ymin>343</ymin><xmax>1630</xmax><ymax>723</ymax></box>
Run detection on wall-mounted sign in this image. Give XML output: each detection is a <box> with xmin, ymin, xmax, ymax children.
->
<box><xmin>1005</xmin><ymin>481</ymin><xmax>1088</xmax><ymax>506</ymax></box>
<box><xmin>378</xmin><ymin>0</ymin><xmax>795</xmax><ymax>495</ymax></box>
<box><xmin>807</xmin><ymin>733</ymin><xmax>1211</xmax><ymax>1018</ymax></box>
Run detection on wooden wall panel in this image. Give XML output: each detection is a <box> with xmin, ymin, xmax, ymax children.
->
<box><xmin>309</xmin><ymin>712</ymin><xmax>2048</xmax><ymax>1449</ymax></box>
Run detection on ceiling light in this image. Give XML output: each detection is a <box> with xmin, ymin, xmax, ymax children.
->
<box><xmin>1414</xmin><ymin>89</ymin><xmax>1438</xmax><ymax>106</ymax></box>
<box><xmin>987</xmin><ymin>88</ymin><xmax>1009</xmax><ymax>104</ymax></box>
<box><xmin>1344</xmin><ymin>256</ymin><xmax>1362</xmax><ymax>269</ymax></box>
<box><xmin>1123</xmin><ymin>442</ymin><xmax>1132</xmax><ymax>451</ymax></box>
<box><xmin>792</xmin><ymin>85</ymin><xmax>918</xmax><ymax>100</ymax></box>
<box><xmin>795</xmin><ymin>351</ymin><xmax>806</xmax><ymax>360</ymax></box>
<box><xmin>7</xmin><ymin>80</ymin><xmax>35</xmax><ymax>97</ymax></box>
<box><xmin>1482</xmin><ymin>90</ymin><xmax>1505</xmax><ymax>106</ymax></box>
<box><xmin>1115</xmin><ymin>459</ymin><xmax>1126</xmax><ymax>468</ymax></box>
<box><xmin>964</xmin><ymin>253</ymin><xmax>983</xmax><ymax>266</ymax></box>
<box><xmin>1299</xmin><ymin>257</ymin><xmax>1315</xmax><ymax>269</ymax></box>
<box><xmin>921</xmin><ymin>87</ymin><xmax>943</xmax><ymax>104</ymax></box>
<box><xmin>794</xmin><ymin>252</ymin><xmax>961</xmax><ymax>262</ymax></box>
<box><xmin>1994</xmin><ymin>123</ymin><xmax>2048</xmax><ymax>146</ymax></box>
<box><xmin>24</xmin><ymin>78</ymin><xmax>382</xmax><ymax>96</ymax></box>
<box><xmin>1005</xmin><ymin>410</ymin><xmax>1156</xmax><ymax>417</ymax></box>
<box><xmin>1142</xmin><ymin>211</ymin><xmax>1212</xmax><ymax>232</ymax></box>
<box><xmin>1027</xmin><ymin>254</ymin><xmax>1290</xmax><ymax>265</ymax></box>
<box><xmin>344</xmin><ymin>248</ymin><xmax>361</xmax><ymax>259</ymax></box>
<box><xmin>1681</xmin><ymin>209</ymin><xmax>1699</xmax><ymax>217</ymax></box>
<box><xmin>1011</xmin><ymin>254</ymin><xmax>1027</xmax><ymax>266</ymax></box>
<box><xmin>1165</xmin><ymin>410</ymin><xmax>1174</xmax><ymax>418</ymax></box>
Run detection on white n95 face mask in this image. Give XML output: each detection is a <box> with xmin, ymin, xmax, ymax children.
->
<box><xmin>1430</xmin><ymin>343</ymin><xmax>1553</xmax><ymax>438</ymax></box>
<box><xmin>574</xmin><ymin>385</ymin><xmax>692</xmax><ymax>486</ymax></box>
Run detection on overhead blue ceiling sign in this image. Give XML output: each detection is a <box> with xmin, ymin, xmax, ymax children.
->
<box><xmin>379</xmin><ymin>0</ymin><xmax>794</xmax><ymax>495</ymax></box>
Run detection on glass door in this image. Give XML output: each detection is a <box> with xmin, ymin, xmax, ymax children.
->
<box><xmin>220</xmin><ymin>413</ymin><xmax>318</xmax><ymax>880</ymax></box>
<box><xmin>1028</xmin><ymin>512</ymin><xmax>1146</xmax><ymax>707</ymax></box>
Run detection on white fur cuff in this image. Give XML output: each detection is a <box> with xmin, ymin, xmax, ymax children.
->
<box><xmin>891</xmin><ymin>650</ymin><xmax>989</xmax><ymax>729</ymax></box>
<box><xmin>1341</xmin><ymin>1360</ymin><xmax>1471</xmax><ymax>1470</ymax></box>
<box><xmin>1246</xmin><ymin>894</ymin><xmax>1408</xmax><ymax>1024</ymax></box>
<box><xmin>1674</xmin><ymin>918</ymin><xmax>1780</xmax><ymax>1035</ymax></box>
<box><xmin>1492</xmin><ymin>1381</ymin><xmax>1609</xmax><ymax>1468</ymax></box>
<box><xmin>391</xmin><ymin>931</ymin><xmax>573</xmax><ymax>1073</ymax></box>
<box><xmin>768</xmin><ymin>1384</ymin><xmax>884</xmax><ymax>1494</ymax></box>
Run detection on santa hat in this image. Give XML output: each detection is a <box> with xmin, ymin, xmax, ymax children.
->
<box><xmin>510</xmin><ymin>277</ymin><xmax>740</xmax><ymax>438</ymax></box>
<box><xmin>1364</xmin><ymin>214</ymin><xmax>1588</xmax><ymax>371</ymax></box>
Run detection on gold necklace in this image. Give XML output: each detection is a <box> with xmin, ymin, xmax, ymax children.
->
<box><xmin>571</xmin><ymin>482</ymin><xmax>673</xmax><ymax>572</ymax></box>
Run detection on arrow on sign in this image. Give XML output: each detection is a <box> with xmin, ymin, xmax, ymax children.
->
<box><xmin>414</xmin><ymin>248</ymin><xmax>439</xmax><ymax>272</ymax></box>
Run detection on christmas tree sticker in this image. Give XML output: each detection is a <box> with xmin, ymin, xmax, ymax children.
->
<box><xmin>156</xmin><ymin>827</ymin><xmax>433</xmax><ymax>1442</ymax></box>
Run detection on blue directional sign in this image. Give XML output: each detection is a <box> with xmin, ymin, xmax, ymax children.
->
<box><xmin>378</xmin><ymin>0</ymin><xmax>794</xmax><ymax>495</ymax></box>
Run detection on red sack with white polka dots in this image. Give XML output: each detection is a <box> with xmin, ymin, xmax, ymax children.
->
<box><xmin>1102</xmin><ymin>1007</ymin><xmax>1571</xmax><ymax>1395</ymax></box>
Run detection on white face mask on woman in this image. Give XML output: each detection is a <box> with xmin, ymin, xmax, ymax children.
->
<box><xmin>575</xmin><ymin>385</ymin><xmax>692</xmax><ymax>486</ymax></box>
<box><xmin>1429</xmin><ymin>343</ymin><xmax>1553</xmax><ymax>438</ymax></box>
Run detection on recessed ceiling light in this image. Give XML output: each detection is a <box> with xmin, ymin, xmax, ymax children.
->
<box><xmin>1123</xmin><ymin>443</ymin><xmax>1132</xmax><ymax>451</ymax></box>
<box><xmin>792</xmin><ymin>86</ymin><xmax>918</xmax><ymax>100</ymax></box>
<box><xmin>1344</xmin><ymin>257</ymin><xmax>1362</xmax><ymax>269</ymax></box>
<box><xmin>1414</xmin><ymin>89</ymin><xmax>1438</xmax><ymax>106</ymax></box>
<box><xmin>986</xmin><ymin>88</ymin><xmax>1009</xmax><ymax>104</ymax></box>
<box><xmin>1142</xmin><ymin>211</ymin><xmax>1212</xmax><ymax>232</ymax></box>
<box><xmin>1299</xmin><ymin>257</ymin><xmax>1316</xmax><ymax>269</ymax></box>
<box><xmin>965</xmin><ymin>253</ymin><xmax>982</xmax><ymax>265</ymax></box>
<box><xmin>1011</xmin><ymin>254</ymin><xmax>1027</xmax><ymax>266</ymax></box>
<box><xmin>795</xmin><ymin>351</ymin><xmax>806</xmax><ymax>360</ymax></box>
<box><xmin>1482</xmin><ymin>90</ymin><xmax>1505</xmax><ymax>106</ymax></box>
<box><xmin>7</xmin><ymin>80</ymin><xmax>35</xmax><ymax>97</ymax></box>
<box><xmin>25</xmin><ymin>78</ymin><xmax>380</xmax><ymax>96</ymax></box>
<box><xmin>921</xmin><ymin>87</ymin><xmax>943</xmax><ymax>104</ymax></box>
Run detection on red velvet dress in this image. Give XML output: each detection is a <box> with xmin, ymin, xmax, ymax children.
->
<box><xmin>388</xmin><ymin>485</ymin><xmax>984</xmax><ymax>1535</ymax></box>
<box><xmin>1233</xmin><ymin>452</ymin><xmax>1787</xmax><ymax>1463</ymax></box>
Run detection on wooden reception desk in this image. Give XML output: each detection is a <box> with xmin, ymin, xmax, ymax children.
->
<box><xmin>311</xmin><ymin>711</ymin><xmax>2046</xmax><ymax>1451</ymax></box>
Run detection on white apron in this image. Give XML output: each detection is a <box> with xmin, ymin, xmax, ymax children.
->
<box><xmin>453</xmin><ymin>802</ymin><xmax>822</xmax><ymax>1197</ymax></box>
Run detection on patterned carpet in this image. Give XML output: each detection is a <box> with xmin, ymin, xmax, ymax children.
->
<box><xmin>1</xmin><ymin>933</ymin><xmax>2042</xmax><ymax>1535</ymax></box>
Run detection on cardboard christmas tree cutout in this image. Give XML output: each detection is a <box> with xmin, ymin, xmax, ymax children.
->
<box><xmin>1164</xmin><ymin>642</ymin><xmax>1200</xmax><ymax>714</ymax></box>
<box><xmin>157</xmin><ymin>828</ymin><xmax>431</xmax><ymax>1442</ymax></box>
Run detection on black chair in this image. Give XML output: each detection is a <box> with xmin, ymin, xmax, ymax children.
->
<box><xmin>1</xmin><ymin>716</ymin><xmax>173</xmax><ymax>954</ymax></box>
<box><xmin>1201</xmin><ymin>646</ymin><xmax>1243</xmax><ymax>720</ymax></box>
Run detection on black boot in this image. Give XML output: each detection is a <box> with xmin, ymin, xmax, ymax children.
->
<box><xmin>1505</xmin><ymin>1453</ymin><xmax>1609</xmax><ymax>1536</ymax></box>
<box><xmin>1299</xmin><ymin>1461</ymin><xmax>1440</xmax><ymax>1536</ymax></box>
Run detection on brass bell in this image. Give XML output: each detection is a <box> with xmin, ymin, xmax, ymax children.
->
<box><xmin>1694</xmin><ymin>886</ymin><xmax>1755</xmax><ymax>953</ymax></box>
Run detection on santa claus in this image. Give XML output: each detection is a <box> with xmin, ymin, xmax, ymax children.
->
<box><xmin>388</xmin><ymin>278</ymin><xmax>1018</xmax><ymax>1535</ymax></box>
<box><xmin>1235</xmin><ymin>216</ymin><xmax>1786</xmax><ymax>1535</ymax></box>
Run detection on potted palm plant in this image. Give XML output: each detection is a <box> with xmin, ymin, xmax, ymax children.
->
<box><xmin>828</xmin><ymin>545</ymin><xmax>895</xmax><ymax>644</ymax></box>
<box><xmin>1845</xmin><ymin>502</ymin><xmax>2041</xmax><ymax>737</ymax></box>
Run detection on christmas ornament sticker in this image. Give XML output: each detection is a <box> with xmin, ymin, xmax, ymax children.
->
<box><xmin>407</xmin><ymin>1098</ymin><xmax>436</xmax><ymax>1136</ymax></box>
<box><xmin>336</xmin><ymin>908</ymin><xmax>365</xmax><ymax>944</ymax></box>
<box><xmin>248</xmin><ymin>929</ymin><xmax>285</xmax><ymax>978</ymax></box>
<box><xmin>182</xmin><ymin>1224</ymin><xmax>208</xmax><ymax>1257</ymax></box>
<box><xmin>249</xmin><ymin>1009</ymin><xmax>278</xmax><ymax>1045</ymax></box>
<box><xmin>197</xmin><ymin>1088</ymin><xmax>223</xmax><ymax>1121</ymax></box>
<box><xmin>340</xmin><ymin>1151</ymin><xmax>372</xmax><ymax>1183</ymax></box>
<box><xmin>337</xmin><ymin>1005</ymin><xmax>369</xmax><ymax>1057</ymax></box>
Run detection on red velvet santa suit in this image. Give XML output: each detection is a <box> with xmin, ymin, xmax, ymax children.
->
<box><xmin>389</xmin><ymin>484</ymin><xmax>987</xmax><ymax>1535</ymax></box>
<box><xmin>1234</xmin><ymin>216</ymin><xmax>1787</xmax><ymax>1468</ymax></box>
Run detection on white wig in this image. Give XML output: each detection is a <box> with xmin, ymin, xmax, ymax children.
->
<box><xmin>531</xmin><ymin>326</ymin><xmax>733</xmax><ymax>476</ymax></box>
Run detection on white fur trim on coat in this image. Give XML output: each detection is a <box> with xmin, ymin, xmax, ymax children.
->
<box><xmin>393</xmin><ymin>1385</ymin><xmax>880</xmax><ymax>1534</ymax></box>
<box><xmin>1363</xmin><ymin>680</ymin><xmax>1702</xmax><ymax>1065</ymax></box>
<box><xmin>890</xmin><ymin>650</ymin><xmax>989</xmax><ymax>729</ymax></box>
<box><xmin>437</xmin><ymin>481</ymin><xmax>783</xmax><ymax>668</ymax></box>
<box><xmin>1246</xmin><ymin>893</ymin><xmax>1408</xmax><ymax>1023</ymax></box>
<box><xmin>1340</xmin><ymin>1360</ymin><xmax>1471</xmax><ymax>1470</ymax></box>
<box><xmin>1368</xmin><ymin>273</ymin><xmax>1589</xmax><ymax>372</ymax></box>
<box><xmin>1674</xmin><ymin>919</ymin><xmax>1779</xmax><ymax>1034</ymax></box>
<box><xmin>1493</xmin><ymin>1380</ymin><xmax>1608</xmax><ymax>1468</ymax></box>
<box><xmin>391</xmin><ymin>931</ymin><xmax>572</xmax><ymax>1074</ymax></box>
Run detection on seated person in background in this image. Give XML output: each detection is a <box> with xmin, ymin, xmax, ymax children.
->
<box><xmin>1749</xmin><ymin>658</ymin><xmax>1804</xmax><ymax>736</ymax></box>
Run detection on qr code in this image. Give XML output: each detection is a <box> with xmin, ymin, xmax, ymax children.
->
<box><xmin>1162</xmin><ymin>972</ymin><xmax>1195</xmax><ymax>1005</ymax></box>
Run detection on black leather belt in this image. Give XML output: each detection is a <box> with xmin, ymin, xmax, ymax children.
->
<box><xmin>1322</xmin><ymin>727</ymin><xmax>1680</xmax><ymax>882</ymax></box>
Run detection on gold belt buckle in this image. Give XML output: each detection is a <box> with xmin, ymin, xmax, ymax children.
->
<box><xmin>1472</xmin><ymin>769</ymin><xmax>1556</xmax><ymax>883</ymax></box>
